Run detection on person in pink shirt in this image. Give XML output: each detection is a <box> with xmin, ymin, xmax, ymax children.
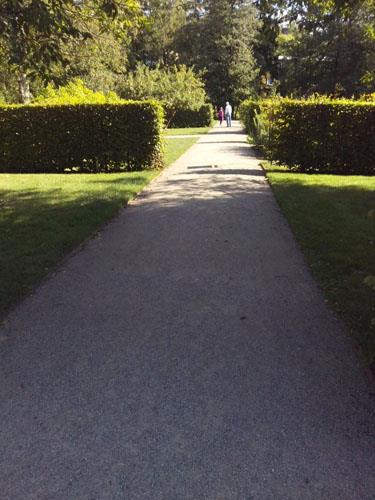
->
<box><xmin>218</xmin><ymin>106</ymin><xmax>224</xmax><ymax>126</ymax></box>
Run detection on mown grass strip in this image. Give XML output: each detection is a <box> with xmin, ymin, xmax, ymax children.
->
<box><xmin>263</xmin><ymin>162</ymin><xmax>375</xmax><ymax>364</ymax></box>
<box><xmin>163</xmin><ymin>136</ymin><xmax>198</xmax><ymax>165</ymax></box>
<box><xmin>162</xmin><ymin>127</ymin><xmax>210</xmax><ymax>136</ymax></box>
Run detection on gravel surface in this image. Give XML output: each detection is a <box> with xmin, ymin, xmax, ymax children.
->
<box><xmin>1</xmin><ymin>122</ymin><xmax>374</xmax><ymax>499</ymax></box>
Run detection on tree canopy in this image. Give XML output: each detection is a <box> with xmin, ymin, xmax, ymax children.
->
<box><xmin>275</xmin><ymin>0</ymin><xmax>375</xmax><ymax>96</ymax></box>
<box><xmin>120</xmin><ymin>64</ymin><xmax>208</xmax><ymax>108</ymax></box>
<box><xmin>0</xmin><ymin>0</ymin><xmax>374</xmax><ymax>104</ymax></box>
<box><xmin>0</xmin><ymin>0</ymin><xmax>141</xmax><ymax>101</ymax></box>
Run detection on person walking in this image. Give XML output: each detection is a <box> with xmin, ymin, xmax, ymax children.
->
<box><xmin>218</xmin><ymin>107</ymin><xmax>224</xmax><ymax>126</ymax></box>
<box><xmin>225</xmin><ymin>101</ymin><xmax>232</xmax><ymax>127</ymax></box>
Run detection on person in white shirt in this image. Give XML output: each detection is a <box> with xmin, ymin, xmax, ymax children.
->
<box><xmin>224</xmin><ymin>101</ymin><xmax>232</xmax><ymax>127</ymax></box>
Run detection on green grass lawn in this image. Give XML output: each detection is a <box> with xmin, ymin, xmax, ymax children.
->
<box><xmin>163</xmin><ymin>136</ymin><xmax>198</xmax><ymax>165</ymax></box>
<box><xmin>0</xmin><ymin>136</ymin><xmax>197</xmax><ymax>317</ymax></box>
<box><xmin>263</xmin><ymin>163</ymin><xmax>375</xmax><ymax>364</ymax></box>
<box><xmin>162</xmin><ymin>127</ymin><xmax>210</xmax><ymax>136</ymax></box>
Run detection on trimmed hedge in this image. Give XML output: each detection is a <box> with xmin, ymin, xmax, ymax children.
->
<box><xmin>164</xmin><ymin>104</ymin><xmax>214</xmax><ymax>128</ymax></box>
<box><xmin>239</xmin><ymin>98</ymin><xmax>375</xmax><ymax>175</ymax></box>
<box><xmin>239</xmin><ymin>98</ymin><xmax>261</xmax><ymax>138</ymax></box>
<box><xmin>0</xmin><ymin>101</ymin><xmax>164</xmax><ymax>173</ymax></box>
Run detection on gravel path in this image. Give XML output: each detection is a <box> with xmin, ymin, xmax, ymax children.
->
<box><xmin>1</xmin><ymin>122</ymin><xmax>374</xmax><ymax>499</ymax></box>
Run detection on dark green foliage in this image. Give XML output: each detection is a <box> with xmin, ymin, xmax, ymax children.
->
<box><xmin>165</xmin><ymin>104</ymin><xmax>214</xmax><ymax>128</ymax></box>
<box><xmin>250</xmin><ymin>1</ymin><xmax>375</xmax><ymax>98</ymax></box>
<box><xmin>130</xmin><ymin>0</ymin><xmax>186</xmax><ymax>67</ymax></box>
<box><xmin>119</xmin><ymin>64</ymin><xmax>209</xmax><ymax>111</ymax></box>
<box><xmin>270</xmin><ymin>101</ymin><xmax>375</xmax><ymax>174</ymax></box>
<box><xmin>240</xmin><ymin>98</ymin><xmax>375</xmax><ymax>175</ymax></box>
<box><xmin>201</xmin><ymin>0</ymin><xmax>259</xmax><ymax>108</ymax></box>
<box><xmin>239</xmin><ymin>98</ymin><xmax>262</xmax><ymax>138</ymax></box>
<box><xmin>0</xmin><ymin>1</ymin><xmax>140</xmax><ymax>102</ymax></box>
<box><xmin>174</xmin><ymin>0</ymin><xmax>260</xmax><ymax>108</ymax></box>
<box><xmin>253</xmin><ymin>0</ymin><xmax>282</xmax><ymax>81</ymax></box>
<box><xmin>0</xmin><ymin>101</ymin><xmax>164</xmax><ymax>173</ymax></box>
<box><xmin>284</xmin><ymin>1</ymin><xmax>375</xmax><ymax>97</ymax></box>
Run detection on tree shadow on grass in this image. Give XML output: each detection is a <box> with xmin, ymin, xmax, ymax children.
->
<box><xmin>83</xmin><ymin>175</ymin><xmax>150</xmax><ymax>185</ymax></box>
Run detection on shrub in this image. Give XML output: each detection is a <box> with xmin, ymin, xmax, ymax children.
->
<box><xmin>238</xmin><ymin>98</ymin><xmax>259</xmax><ymax>137</ymax></box>
<box><xmin>0</xmin><ymin>101</ymin><xmax>164</xmax><ymax>173</ymax></box>
<box><xmin>32</xmin><ymin>79</ymin><xmax>121</xmax><ymax>105</ymax></box>
<box><xmin>360</xmin><ymin>92</ymin><xmax>375</xmax><ymax>102</ymax></box>
<box><xmin>239</xmin><ymin>98</ymin><xmax>275</xmax><ymax>148</ymax></box>
<box><xmin>119</xmin><ymin>64</ymin><xmax>213</xmax><ymax>128</ymax></box>
<box><xmin>120</xmin><ymin>64</ymin><xmax>208</xmax><ymax>111</ymax></box>
<box><xmin>165</xmin><ymin>104</ymin><xmax>214</xmax><ymax>128</ymax></box>
<box><xmin>239</xmin><ymin>97</ymin><xmax>375</xmax><ymax>175</ymax></box>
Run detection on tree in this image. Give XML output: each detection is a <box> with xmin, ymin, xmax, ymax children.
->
<box><xmin>0</xmin><ymin>40</ymin><xmax>20</xmax><ymax>103</ymax></box>
<box><xmin>253</xmin><ymin>0</ymin><xmax>286</xmax><ymax>82</ymax></box>
<box><xmin>52</xmin><ymin>19</ymin><xmax>130</xmax><ymax>94</ymax></box>
<box><xmin>0</xmin><ymin>0</ymin><xmax>141</xmax><ymax>102</ymax></box>
<box><xmin>119</xmin><ymin>63</ymin><xmax>208</xmax><ymax>108</ymax></box>
<box><xmin>131</xmin><ymin>1</ymin><xmax>260</xmax><ymax>108</ymax></box>
<box><xmin>32</xmin><ymin>78</ymin><xmax>121</xmax><ymax>104</ymax></box>
<box><xmin>200</xmin><ymin>0</ymin><xmax>260</xmax><ymax>109</ymax></box>
<box><xmin>130</xmin><ymin>0</ymin><xmax>186</xmax><ymax>67</ymax></box>
<box><xmin>274</xmin><ymin>0</ymin><xmax>375</xmax><ymax>96</ymax></box>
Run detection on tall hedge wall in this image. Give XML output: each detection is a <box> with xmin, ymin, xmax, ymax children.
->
<box><xmin>0</xmin><ymin>101</ymin><xmax>164</xmax><ymax>173</ymax></box>
<box><xmin>239</xmin><ymin>98</ymin><xmax>375</xmax><ymax>175</ymax></box>
<box><xmin>165</xmin><ymin>104</ymin><xmax>214</xmax><ymax>128</ymax></box>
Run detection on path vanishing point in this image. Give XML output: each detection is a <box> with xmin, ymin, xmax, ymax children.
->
<box><xmin>0</xmin><ymin>122</ymin><xmax>374</xmax><ymax>499</ymax></box>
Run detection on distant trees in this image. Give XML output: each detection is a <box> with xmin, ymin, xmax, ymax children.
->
<box><xmin>0</xmin><ymin>40</ymin><xmax>19</xmax><ymax>103</ymax></box>
<box><xmin>195</xmin><ymin>0</ymin><xmax>259</xmax><ymax>108</ymax></box>
<box><xmin>253</xmin><ymin>0</ymin><xmax>283</xmax><ymax>86</ymax></box>
<box><xmin>0</xmin><ymin>0</ymin><xmax>374</xmax><ymax>104</ymax></box>
<box><xmin>53</xmin><ymin>19</ymin><xmax>129</xmax><ymax>95</ymax></box>
<box><xmin>130</xmin><ymin>0</ymin><xmax>186</xmax><ymax>67</ymax></box>
<box><xmin>128</xmin><ymin>1</ymin><xmax>260</xmax><ymax>107</ymax></box>
<box><xmin>119</xmin><ymin>64</ymin><xmax>208</xmax><ymax>108</ymax></box>
<box><xmin>263</xmin><ymin>0</ymin><xmax>375</xmax><ymax>97</ymax></box>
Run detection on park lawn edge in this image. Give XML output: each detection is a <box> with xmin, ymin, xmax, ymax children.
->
<box><xmin>0</xmin><ymin>135</ymin><xmax>200</xmax><ymax>320</ymax></box>
<box><xmin>262</xmin><ymin>161</ymin><xmax>375</xmax><ymax>368</ymax></box>
<box><xmin>0</xmin><ymin>172</ymin><xmax>159</xmax><ymax>321</ymax></box>
<box><xmin>162</xmin><ymin>127</ymin><xmax>211</xmax><ymax>136</ymax></box>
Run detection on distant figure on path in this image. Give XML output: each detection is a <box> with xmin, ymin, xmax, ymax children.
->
<box><xmin>225</xmin><ymin>101</ymin><xmax>232</xmax><ymax>127</ymax></box>
<box><xmin>218</xmin><ymin>107</ymin><xmax>224</xmax><ymax>126</ymax></box>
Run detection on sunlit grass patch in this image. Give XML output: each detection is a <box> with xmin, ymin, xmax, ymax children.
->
<box><xmin>0</xmin><ymin>136</ymin><xmax>198</xmax><ymax>316</ymax></box>
<box><xmin>163</xmin><ymin>136</ymin><xmax>198</xmax><ymax>165</ymax></box>
<box><xmin>263</xmin><ymin>162</ymin><xmax>375</xmax><ymax>364</ymax></box>
<box><xmin>162</xmin><ymin>127</ymin><xmax>210</xmax><ymax>136</ymax></box>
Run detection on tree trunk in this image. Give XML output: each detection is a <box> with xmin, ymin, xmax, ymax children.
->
<box><xmin>18</xmin><ymin>72</ymin><xmax>32</xmax><ymax>103</ymax></box>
